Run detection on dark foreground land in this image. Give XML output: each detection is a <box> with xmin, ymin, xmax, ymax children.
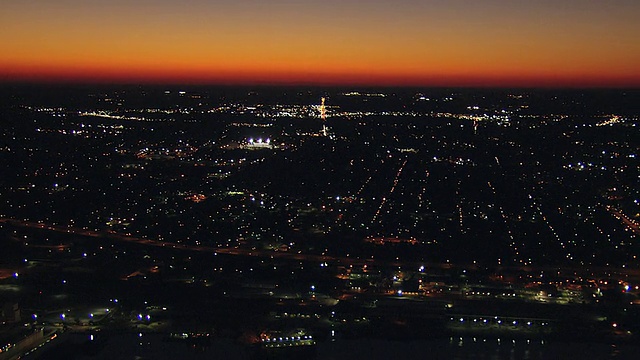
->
<box><xmin>1</xmin><ymin>86</ymin><xmax>639</xmax><ymax>359</ymax></box>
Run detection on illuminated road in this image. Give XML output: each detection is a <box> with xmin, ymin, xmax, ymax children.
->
<box><xmin>372</xmin><ymin>158</ymin><xmax>408</xmax><ymax>224</ymax></box>
<box><xmin>0</xmin><ymin>217</ymin><xmax>400</xmax><ymax>267</ymax></box>
<box><xmin>0</xmin><ymin>218</ymin><xmax>466</xmax><ymax>271</ymax></box>
<box><xmin>607</xmin><ymin>206</ymin><xmax>640</xmax><ymax>237</ymax></box>
<box><xmin>2</xmin><ymin>217</ymin><xmax>640</xmax><ymax>278</ymax></box>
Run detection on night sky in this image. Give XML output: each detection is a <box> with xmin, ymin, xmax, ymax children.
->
<box><xmin>2</xmin><ymin>0</ymin><xmax>639</xmax><ymax>87</ymax></box>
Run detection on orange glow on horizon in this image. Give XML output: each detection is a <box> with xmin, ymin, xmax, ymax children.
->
<box><xmin>1</xmin><ymin>1</ymin><xmax>639</xmax><ymax>88</ymax></box>
<box><xmin>3</xmin><ymin>60</ymin><xmax>639</xmax><ymax>88</ymax></box>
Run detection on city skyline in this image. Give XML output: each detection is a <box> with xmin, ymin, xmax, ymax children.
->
<box><xmin>2</xmin><ymin>0</ymin><xmax>640</xmax><ymax>87</ymax></box>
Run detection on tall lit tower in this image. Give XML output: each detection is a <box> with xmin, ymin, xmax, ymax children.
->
<box><xmin>320</xmin><ymin>97</ymin><xmax>327</xmax><ymax>137</ymax></box>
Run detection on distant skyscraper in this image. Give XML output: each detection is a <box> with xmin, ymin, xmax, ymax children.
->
<box><xmin>320</xmin><ymin>97</ymin><xmax>327</xmax><ymax>137</ymax></box>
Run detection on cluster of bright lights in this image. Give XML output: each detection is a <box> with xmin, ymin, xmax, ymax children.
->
<box><xmin>262</xmin><ymin>335</ymin><xmax>313</xmax><ymax>342</ymax></box>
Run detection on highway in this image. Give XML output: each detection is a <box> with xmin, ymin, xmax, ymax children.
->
<box><xmin>2</xmin><ymin>217</ymin><xmax>640</xmax><ymax>278</ymax></box>
<box><xmin>607</xmin><ymin>206</ymin><xmax>640</xmax><ymax>237</ymax></box>
<box><xmin>0</xmin><ymin>217</ymin><xmax>388</xmax><ymax>267</ymax></box>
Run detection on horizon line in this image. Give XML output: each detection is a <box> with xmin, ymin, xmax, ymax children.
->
<box><xmin>2</xmin><ymin>79</ymin><xmax>639</xmax><ymax>91</ymax></box>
